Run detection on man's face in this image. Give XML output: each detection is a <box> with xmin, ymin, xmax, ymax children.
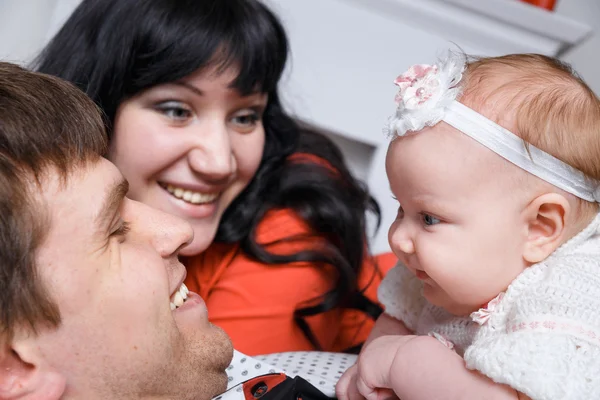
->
<box><xmin>34</xmin><ymin>158</ymin><xmax>233</xmax><ymax>399</ymax></box>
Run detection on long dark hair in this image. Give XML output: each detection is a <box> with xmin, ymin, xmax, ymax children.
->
<box><xmin>35</xmin><ymin>0</ymin><xmax>382</xmax><ymax>350</ymax></box>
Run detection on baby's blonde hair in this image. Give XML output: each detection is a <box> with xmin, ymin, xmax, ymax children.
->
<box><xmin>460</xmin><ymin>54</ymin><xmax>600</xmax><ymax>217</ymax></box>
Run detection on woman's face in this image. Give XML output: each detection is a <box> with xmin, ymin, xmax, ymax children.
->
<box><xmin>110</xmin><ymin>67</ymin><xmax>267</xmax><ymax>256</ymax></box>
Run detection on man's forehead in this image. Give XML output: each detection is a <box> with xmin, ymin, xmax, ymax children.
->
<box><xmin>38</xmin><ymin>159</ymin><xmax>126</xmax><ymax>233</ymax></box>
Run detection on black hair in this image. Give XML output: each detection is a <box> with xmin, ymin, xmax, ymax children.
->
<box><xmin>35</xmin><ymin>0</ymin><xmax>382</xmax><ymax>350</ymax></box>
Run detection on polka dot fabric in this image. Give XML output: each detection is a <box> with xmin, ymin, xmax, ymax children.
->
<box><xmin>256</xmin><ymin>351</ymin><xmax>357</xmax><ymax>397</ymax></box>
<box><xmin>226</xmin><ymin>350</ymin><xmax>284</xmax><ymax>390</ymax></box>
<box><xmin>224</xmin><ymin>350</ymin><xmax>356</xmax><ymax>398</ymax></box>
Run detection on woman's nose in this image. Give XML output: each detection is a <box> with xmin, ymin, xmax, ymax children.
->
<box><xmin>187</xmin><ymin>124</ymin><xmax>236</xmax><ymax>182</ymax></box>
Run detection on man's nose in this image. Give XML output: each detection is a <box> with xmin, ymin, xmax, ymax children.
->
<box><xmin>144</xmin><ymin>205</ymin><xmax>194</xmax><ymax>258</ymax></box>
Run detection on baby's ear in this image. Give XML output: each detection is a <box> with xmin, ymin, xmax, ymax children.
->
<box><xmin>0</xmin><ymin>334</ymin><xmax>66</xmax><ymax>400</ymax></box>
<box><xmin>522</xmin><ymin>193</ymin><xmax>569</xmax><ymax>264</ymax></box>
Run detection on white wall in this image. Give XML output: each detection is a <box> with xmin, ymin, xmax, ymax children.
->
<box><xmin>0</xmin><ymin>0</ymin><xmax>598</xmax><ymax>252</ymax></box>
<box><xmin>556</xmin><ymin>0</ymin><xmax>600</xmax><ymax>94</ymax></box>
<box><xmin>2</xmin><ymin>0</ymin><xmax>599</xmax><ymax>92</ymax></box>
<box><xmin>268</xmin><ymin>0</ymin><xmax>598</xmax><ymax>252</ymax></box>
<box><xmin>0</xmin><ymin>0</ymin><xmax>58</xmax><ymax>64</ymax></box>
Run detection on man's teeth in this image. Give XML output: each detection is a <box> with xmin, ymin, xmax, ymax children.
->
<box><xmin>170</xmin><ymin>283</ymin><xmax>189</xmax><ymax>310</ymax></box>
<box><xmin>165</xmin><ymin>184</ymin><xmax>219</xmax><ymax>204</ymax></box>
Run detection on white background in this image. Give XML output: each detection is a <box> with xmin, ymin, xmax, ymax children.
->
<box><xmin>1</xmin><ymin>0</ymin><xmax>597</xmax><ymax>252</ymax></box>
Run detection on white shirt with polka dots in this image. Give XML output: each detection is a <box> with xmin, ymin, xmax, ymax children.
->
<box><xmin>219</xmin><ymin>350</ymin><xmax>356</xmax><ymax>399</ymax></box>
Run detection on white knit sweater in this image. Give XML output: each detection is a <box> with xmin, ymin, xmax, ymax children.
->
<box><xmin>378</xmin><ymin>213</ymin><xmax>600</xmax><ymax>400</ymax></box>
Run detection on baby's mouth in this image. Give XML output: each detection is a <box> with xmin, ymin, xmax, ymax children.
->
<box><xmin>416</xmin><ymin>270</ymin><xmax>430</xmax><ymax>280</ymax></box>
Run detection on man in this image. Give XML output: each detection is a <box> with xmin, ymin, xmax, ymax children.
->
<box><xmin>0</xmin><ymin>61</ymin><xmax>349</xmax><ymax>400</ymax></box>
<box><xmin>0</xmin><ymin>62</ymin><xmax>233</xmax><ymax>399</ymax></box>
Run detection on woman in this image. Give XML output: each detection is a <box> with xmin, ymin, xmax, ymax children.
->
<box><xmin>35</xmin><ymin>0</ymin><xmax>395</xmax><ymax>354</ymax></box>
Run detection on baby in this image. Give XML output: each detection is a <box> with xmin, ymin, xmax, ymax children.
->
<box><xmin>336</xmin><ymin>53</ymin><xmax>600</xmax><ymax>400</ymax></box>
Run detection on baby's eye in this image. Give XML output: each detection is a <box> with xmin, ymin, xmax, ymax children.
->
<box><xmin>422</xmin><ymin>213</ymin><xmax>440</xmax><ymax>226</ymax></box>
<box><xmin>396</xmin><ymin>205</ymin><xmax>404</xmax><ymax>219</ymax></box>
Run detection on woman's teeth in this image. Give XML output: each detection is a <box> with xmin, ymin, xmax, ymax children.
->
<box><xmin>170</xmin><ymin>283</ymin><xmax>189</xmax><ymax>310</ymax></box>
<box><xmin>165</xmin><ymin>184</ymin><xmax>219</xmax><ymax>205</ymax></box>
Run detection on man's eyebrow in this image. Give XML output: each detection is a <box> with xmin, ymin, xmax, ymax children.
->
<box><xmin>96</xmin><ymin>178</ymin><xmax>129</xmax><ymax>230</ymax></box>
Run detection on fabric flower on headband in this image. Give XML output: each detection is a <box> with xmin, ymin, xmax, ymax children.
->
<box><xmin>386</xmin><ymin>52</ymin><xmax>467</xmax><ymax>138</ymax></box>
<box><xmin>394</xmin><ymin>64</ymin><xmax>439</xmax><ymax>108</ymax></box>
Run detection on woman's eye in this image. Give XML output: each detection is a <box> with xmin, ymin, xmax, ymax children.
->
<box><xmin>422</xmin><ymin>213</ymin><xmax>441</xmax><ymax>226</ymax></box>
<box><xmin>155</xmin><ymin>102</ymin><xmax>192</xmax><ymax>121</ymax></box>
<box><xmin>231</xmin><ymin>111</ymin><xmax>260</xmax><ymax>129</ymax></box>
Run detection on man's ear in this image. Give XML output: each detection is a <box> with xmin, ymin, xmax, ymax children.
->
<box><xmin>0</xmin><ymin>335</ymin><xmax>65</xmax><ymax>400</ymax></box>
<box><xmin>522</xmin><ymin>193</ymin><xmax>569</xmax><ymax>264</ymax></box>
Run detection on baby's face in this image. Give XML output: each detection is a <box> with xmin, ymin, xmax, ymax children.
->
<box><xmin>386</xmin><ymin>122</ymin><xmax>532</xmax><ymax>316</ymax></box>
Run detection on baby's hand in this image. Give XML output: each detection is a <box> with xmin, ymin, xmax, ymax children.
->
<box><xmin>336</xmin><ymin>364</ymin><xmax>361</xmax><ymax>400</ymax></box>
<box><xmin>337</xmin><ymin>335</ymin><xmax>416</xmax><ymax>400</ymax></box>
<box><xmin>337</xmin><ymin>362</ymin><xmax>398</xmax><ymax>400</ymax></box>
<box><xmin>355</xmin><ymin>335</ymin><xmax>416</xmax><ymax>400</ymax></box>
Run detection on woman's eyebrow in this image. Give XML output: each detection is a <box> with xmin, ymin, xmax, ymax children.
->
<box><xmin>173</xmin><ymin>81</ymin><xmax>204</xmax><ymax>97</ymax></box>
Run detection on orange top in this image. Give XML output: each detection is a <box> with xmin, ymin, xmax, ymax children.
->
<box><xmin>184</xmin><ymin>208</ymin><xmax>397</xmax><ymax>355</ymax></box>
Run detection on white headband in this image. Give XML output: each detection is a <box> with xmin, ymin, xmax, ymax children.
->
<box><xmin>387</xmin><ymin>52</ymin><xmax>600</xmax><ymax>203</ymax></box>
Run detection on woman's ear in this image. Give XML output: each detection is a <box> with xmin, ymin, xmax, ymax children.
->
<box><xmin>0</xmin><ymin>335</ymin><xmax>66</xmax><ymax>400</ymax></box>
<box><xmin>522</xmin><ymin>193</ymin><xmax>569</xmax><ymax>264</ymax></box>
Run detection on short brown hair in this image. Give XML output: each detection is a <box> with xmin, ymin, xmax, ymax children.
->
<box><xmin>0</xmin><ymin>62</ymin><xmax>107</xmax><ymax>343</ymax></box>
<box><xmin>460</xmin><ymin>54</ymin><xmax>600</xmax><ymax>214</ymax></box>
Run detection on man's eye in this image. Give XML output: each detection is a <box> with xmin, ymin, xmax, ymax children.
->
<box><xmin>111</xmin><ymin>221</ymin><xmax>131</xmax><ymax>238</ymax></box>
<box><xmin>422</xmin><ymin>213</ymin><xmax>440</xmax><ymax>226</ymax></box>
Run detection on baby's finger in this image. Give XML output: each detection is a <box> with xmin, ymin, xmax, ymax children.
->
<box><xmin>373</xmin><ymin>388</ymin><xmax>397</xmax><ymax>400</ymax></box>
<box><xmin>336</xmin><ymin>365</ymin><xmax>356</xmax><ymax>400</ymax></box>
<box><xmin>355</xmin><ymin>375</ymin><xmax>379</xmax><ymax>400</ymax></box>
<box><xmin>337</xmin><ymin>365</ymin><xmax>364</xmax><ymax>400</ymax></box>
<box><xmin>356</xmin><ymin>375</ymin><xmax>398</xmax><ymax>400</ymax></box>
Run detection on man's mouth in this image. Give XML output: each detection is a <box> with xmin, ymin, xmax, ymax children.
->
<box><xmin>170</xmin><ymin>283</ymin><xmax>189</xmax><ymax>310</ymax></box>
<box><xmin>161</xmin><ymin>183</ymin><xmax>219</xmax><ymax>205</ymax></box>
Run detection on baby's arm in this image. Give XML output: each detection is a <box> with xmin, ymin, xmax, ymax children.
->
<box><xmin>336</xmin><ymin>314</ymin><xmax>410</xmax><ymax>399</ymax></box>
<box><xmin>338</xmin><ymin>262</ymin><xmax>419</xmax><ymax>399</ymax></box>
<box><xmin>356</xmin><ymin>335</ymin><xmax>520</xmax><ymax>400</ymax></box>
<box><xmin>364</xmin><ymin>312</ymin><xmax>412</xmax><ymax>347</ymax></box>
